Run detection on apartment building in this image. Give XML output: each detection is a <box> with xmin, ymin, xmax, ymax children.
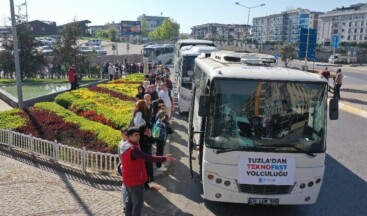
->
<box><xmin>137</xmin><ymin>14</ymin><xmax>168</xmax><ymax>32</ymax></box>
<box><xmin>252</xmin><ymin>8</ymin><xmax>322</xmax><ymax>44</ymax></box>
<box><xmin>318</xmin><ymin>3</ymin><xmax>367</xmax><ymax>44</ymax></box>
<box><xmin>190</xmin><ymin>23</ymin><xmax>251</xmax><ymax>42</ymax></box>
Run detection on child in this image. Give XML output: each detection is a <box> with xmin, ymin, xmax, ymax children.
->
<box><xmin>139</xmin><ymin>125</ymin><xmax>160</xmax><ymax>191</ymax></box>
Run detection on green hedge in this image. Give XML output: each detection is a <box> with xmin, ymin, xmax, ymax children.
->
<box><xmin>0</xmin><ymin>109</ymin><xmax>26</xmax><ymax>129</ymax></box>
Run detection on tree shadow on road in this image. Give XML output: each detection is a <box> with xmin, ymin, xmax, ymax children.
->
<box><xmin>341</xmin><ymin>88</ymin><xmax>367</xmax><ymax>94</ymax></box>
<box><xmin>341</xmin><ymin>97</ymin><xmax>367</xmax><ymax>105</ymax></box>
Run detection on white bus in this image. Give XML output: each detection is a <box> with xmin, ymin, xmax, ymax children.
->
<box><xmin>175</xmin><ymin>45</ymin><xmax>218</xmax><ymax>113</ymax></box>
<box><xmin>188</xmin><ymin>51</ymin><xmax>339</xmax><ymax>205</ymax></box>
<box><xmin>174</xmin><ymin>39</ymin><xmax>216</xmax><ymax>63</ymax></box>
<box><xmin>142</xmin><ymin>44</ymin><xmax>174</xmax><ymax>66</ymax></box>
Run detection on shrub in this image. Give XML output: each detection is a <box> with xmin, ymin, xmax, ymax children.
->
<box><xmin>0</xmin><ymin>109</ymin><xmax>26</xmax><ymax>129</ymax></box>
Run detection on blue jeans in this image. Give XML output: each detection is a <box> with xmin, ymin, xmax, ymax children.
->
<box><xmin>125</xmin><ymin>185</ymin><xmax>145</xmax><ymax>216</ymax></box>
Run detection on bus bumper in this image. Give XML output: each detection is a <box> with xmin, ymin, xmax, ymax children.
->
<box><xmin>203</xmin><ymin>174</ymin><xmax>323</xmax><ymax>205</ymax></box>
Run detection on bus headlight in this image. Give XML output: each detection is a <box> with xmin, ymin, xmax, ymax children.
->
<box><xmin>299</xmin><ymin>183</ymin><xmax>306</xmax><ymax>189</ymax></box>
<box><xmin>215</xmin><ymin>178</ymin><xmax>222</xmax><ymax>184</ymax></box>
<box><xmin>224</xmin><ymin>180</ymin><xmax>231</xmax><ymax>186</ymax></box>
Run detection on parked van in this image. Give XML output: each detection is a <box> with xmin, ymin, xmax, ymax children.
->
<box><xmin>328</xmin><ymin>54</ymin><xmax>357</xmax><ymax>64</ymax></box>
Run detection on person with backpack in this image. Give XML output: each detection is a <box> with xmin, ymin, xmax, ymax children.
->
<box><xmin>152</xmin><ymin>111</ymin><xmax>169</xmax><ymax>171</ymax></box>
<box><xmin>158</xmin><ymin>83</ymin><xmax>175</xmax><ymax>118</ymax></box>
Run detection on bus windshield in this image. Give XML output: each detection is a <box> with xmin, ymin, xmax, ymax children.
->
<box><xmin>143</xmin><ymin>48</ymin><xmax>154</xmax><ymax>58</ymax></box>
<box><xmin>182</xmin><ymin>56</ymin><xmax>196</xmax><ymax>83</ymax></box>
<box><xmin>206</xmin><ymin>79</ymin><xmax>328</xmax><ymax>154</ymax></box>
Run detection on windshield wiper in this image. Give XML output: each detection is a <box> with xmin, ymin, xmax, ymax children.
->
<box><xmin>214</xmin><ymin>146</ymin><xmax>275</xmax><ymax>154</ymax></box>
<box><xmin>261</xmin><ymin>144</ymin><xmax>316</xmax><ymax>157</ymax></box>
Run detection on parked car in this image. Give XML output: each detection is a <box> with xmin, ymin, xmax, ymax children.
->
<box><xmin>38</xmin><ymin>46</ymin><xmax>53</xmax><ymax>55</ymax></box>
<box><xmin>85</xmin><ymin>39</ymin><xmax>101</xmax><ymax>46</ymax></box>
<box><xmin>78</xmin><ymin>46</ymin><xmax>93</xmax><ymax>54</ymax></box>
<box><xmin>91</xmin><ymin>46</ymin><xmax>107</xmax><ymax>55</ymax></box>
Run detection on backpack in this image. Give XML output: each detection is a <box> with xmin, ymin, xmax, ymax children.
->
<box><xmin>152</xmin><ymin>121</ymin><xmax>167</xmax><ymax>141</ymax></box>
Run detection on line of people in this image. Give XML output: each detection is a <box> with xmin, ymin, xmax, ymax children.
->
<box><xmin>118</xmin><ymin>65</ymin><xmax>176</xmax><ymax>216</ymax></box>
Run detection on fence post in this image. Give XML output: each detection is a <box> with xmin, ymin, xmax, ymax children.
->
<box><xmin>8</xmin><ymin>129</ymin><xmax>13</xmax><ymax>146</ymax></box>
<box><xmin>29</xmin><ymin>134</ymin><xmax>34</xmax><ymax>152</ymax></box>
<box><xmin>82</xmin><ymin>147</ymin><xmax>86</xmax><ymax>171</ymax></box>
<box><xmin>53</xmin><ymin>140</ymin><xmax>58</xmax><ymax>162</ymax></box>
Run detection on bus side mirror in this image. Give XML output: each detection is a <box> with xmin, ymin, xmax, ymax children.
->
<box><xmin>329</xmin><ymin>98</ymin><xmax>339</xmax><ymax>120</ymax></box>
<box><xmin>198</xmin><ymin>95</ymin><xmax>209</xmax><ymax>117</ymax></box>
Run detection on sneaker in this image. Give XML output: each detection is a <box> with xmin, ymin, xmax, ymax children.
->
<box><xmin>156</xmin><ymin>167</ymin><xmax>167</xmax><ymax>172</ymax></box>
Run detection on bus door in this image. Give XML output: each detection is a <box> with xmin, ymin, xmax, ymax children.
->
<box><xmin>178</xmin><ymin>55</ymin><xmax>196</xmax><ymax>113</ymax></box>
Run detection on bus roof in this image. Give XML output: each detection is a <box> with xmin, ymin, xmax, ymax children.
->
<box><xmin>180</xmin><ymin>46</ymin><xmax>219</xmax><ymax>56</ymax></box>
<box><xmin>176</xmin><ymin>39</ymin><xmax>215</xmax><ymax>48</ymax></box>
<box><xmin>195</xmin><ymin>51</ymin><xmax>326</xmax><ymax>83</ymax></box>
<box><xmin>144</xmin><ymin>44</ymin><xmax>174</xmax><ymax>49</ymax></box>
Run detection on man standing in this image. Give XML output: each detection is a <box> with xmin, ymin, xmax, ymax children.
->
<box><xmin>147</xmin><ymin>84</ymin><xmax>158</xmax><ymax>101</ymax></box>
<box><xmin>120</xmin><ymin>127</ymin><xmax>175</xmax><ymax>216</ymax></box>
<box><xmin>158</xmin><ymin>83</ymin><xmax>175</xmax><ymax>118</ymax></box>
<box><xmin>67</xmin><ymin>64</ymin><xmax>78</xmax><ymax>90</ymax></box>
<box><xmin>334</xmin><ymin>69</ymin><xmax>344</xmax><ymax>99</ymax></box>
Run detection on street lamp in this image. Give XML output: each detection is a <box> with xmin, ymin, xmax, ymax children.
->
<box><xmin>235</xmin><ymin>2</ymin><xmax>265</xmax><ymax>25</ymax></box>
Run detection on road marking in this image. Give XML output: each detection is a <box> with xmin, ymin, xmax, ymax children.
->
<box><xmin>338</xmin><ymin>101</ymin><xmax>367</xmax><ymax>119</ymax></box>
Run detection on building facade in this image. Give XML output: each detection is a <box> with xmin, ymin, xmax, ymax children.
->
<box><xmin>252</xmin><ymin>8</ymin><xmax>322</xmax><ymax>44</ymax></box>
<box><xmin>318</xmin><ymin>3</ymin><xmax>367</xmax><ymax>45</ymax></box>
<box><xmin>28</xmin><ymin>20</ymin><xmax>57</xmax><ymax>35</ymax></box>
<box><xmin>190</xmin><ymin>23</ymin><xmax>251</xmax><ymax>42</ymax></box>
<box><xmin>137</xmin><ymin>14</ymin><xmax>168</xmax><ymax>32</ymax></box>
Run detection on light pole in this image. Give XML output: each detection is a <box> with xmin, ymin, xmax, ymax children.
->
<box><xmin>9</xmin><ymin>0</ymin><xmax>24</xmax><ymax>108</ymax></box>
<box><xmin>235</xmin><ymin>2</ymin><xmax>265</xmax><ymax>25</ymax></box>
<box><xmin>235</xmin><ymin>2</ymin><xmax>265</xmax><ymax>51</ymax></box>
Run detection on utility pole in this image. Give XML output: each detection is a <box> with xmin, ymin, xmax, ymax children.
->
<box><xmin>9</xmin><ymin>0</ymin><xmax>24</xmax><ymax>108</ymax></box>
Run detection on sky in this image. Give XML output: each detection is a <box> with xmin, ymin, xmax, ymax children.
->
<box><xmin>0</xmin><ymin>0</ymin><xmax>366</xmax><ymax>33</ymax></box>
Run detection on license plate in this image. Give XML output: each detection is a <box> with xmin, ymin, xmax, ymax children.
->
<box><xmin>248</xmin><ymin>198</ymin><xmax>279</xmax><ymax>205</ymax></box>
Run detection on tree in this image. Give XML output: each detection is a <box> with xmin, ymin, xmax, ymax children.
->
<box><xmin>148</xmin><ymin>18</ymin><xmax>180</xmax><ymax>41</ymax></box>
<box><xmin>52</xmin><ymin>20</ymin><xmax>83</xmax><ymax>74</ymax></box>
<box><xmin>138</xmin><ymin>16</ymin><xmax>150</xmax><ymax>38</ymax></box>
<box><xmin>279</xmin><ymin>44</ymin><xmax>297</xmax><ymax>67</ymax></box>
<box><xmin>107</xmin><ymin>28</ymin><xmax>118</xmax><ymax>42</ymax></box>
<box><xmin>1</xmin><ymin>14</ymin><xmax>45</xmax><ymax>79</ymax></box>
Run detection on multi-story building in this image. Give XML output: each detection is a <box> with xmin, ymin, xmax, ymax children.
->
<box><xmin>137</xmin><ymin>14</ymin><xmax>168</xmax><ymax>32</ymax></box>
<box><xmin>190</xmin><ymin>23</ymin><xmax>250</xmax><ymax>42</ymax></box>
<box><xmin>252</xmin><ymin>8</ymin><xmax>322</xmax><ymax>44</ymax></box>
<box><xmin>318</xmin><ymin>3</ymin><xmax>367</xmax><ymax>45</ymax></box>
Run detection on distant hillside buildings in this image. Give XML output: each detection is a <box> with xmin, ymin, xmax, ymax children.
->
<box><xmin>191</xmin><ymin>3</ymin><xmax>367</xmax><ymax>45</ymax></box>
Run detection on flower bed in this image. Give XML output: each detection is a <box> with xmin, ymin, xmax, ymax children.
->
<box><xmin>34</xmin><ymin>102</ymin><xmax>121</xmax><ymax>150</ymax></box>
<box><xmin>0</xmin><ymin>73</ymin><xmax>144</xmax><ymax>152</ymax></box>
<box><xmin>55</xmin><ymin>89</ymin><xmax>135</xmax><ymax>129</ymax></box>
<box><xmin>97</xmin><ymin>83</ymin><xmax>140</xmax><ymax>98</ymax></box>
<box><xmin>88</xmin><ymin>86</ymin><xmax>135</xmax><ymax>102</ymax></box>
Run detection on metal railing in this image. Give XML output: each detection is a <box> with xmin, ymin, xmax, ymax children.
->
<box><xmin>0</xmin><ymin>129</ymin><xmax>119</xmax><ymax>174</ymax></box>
